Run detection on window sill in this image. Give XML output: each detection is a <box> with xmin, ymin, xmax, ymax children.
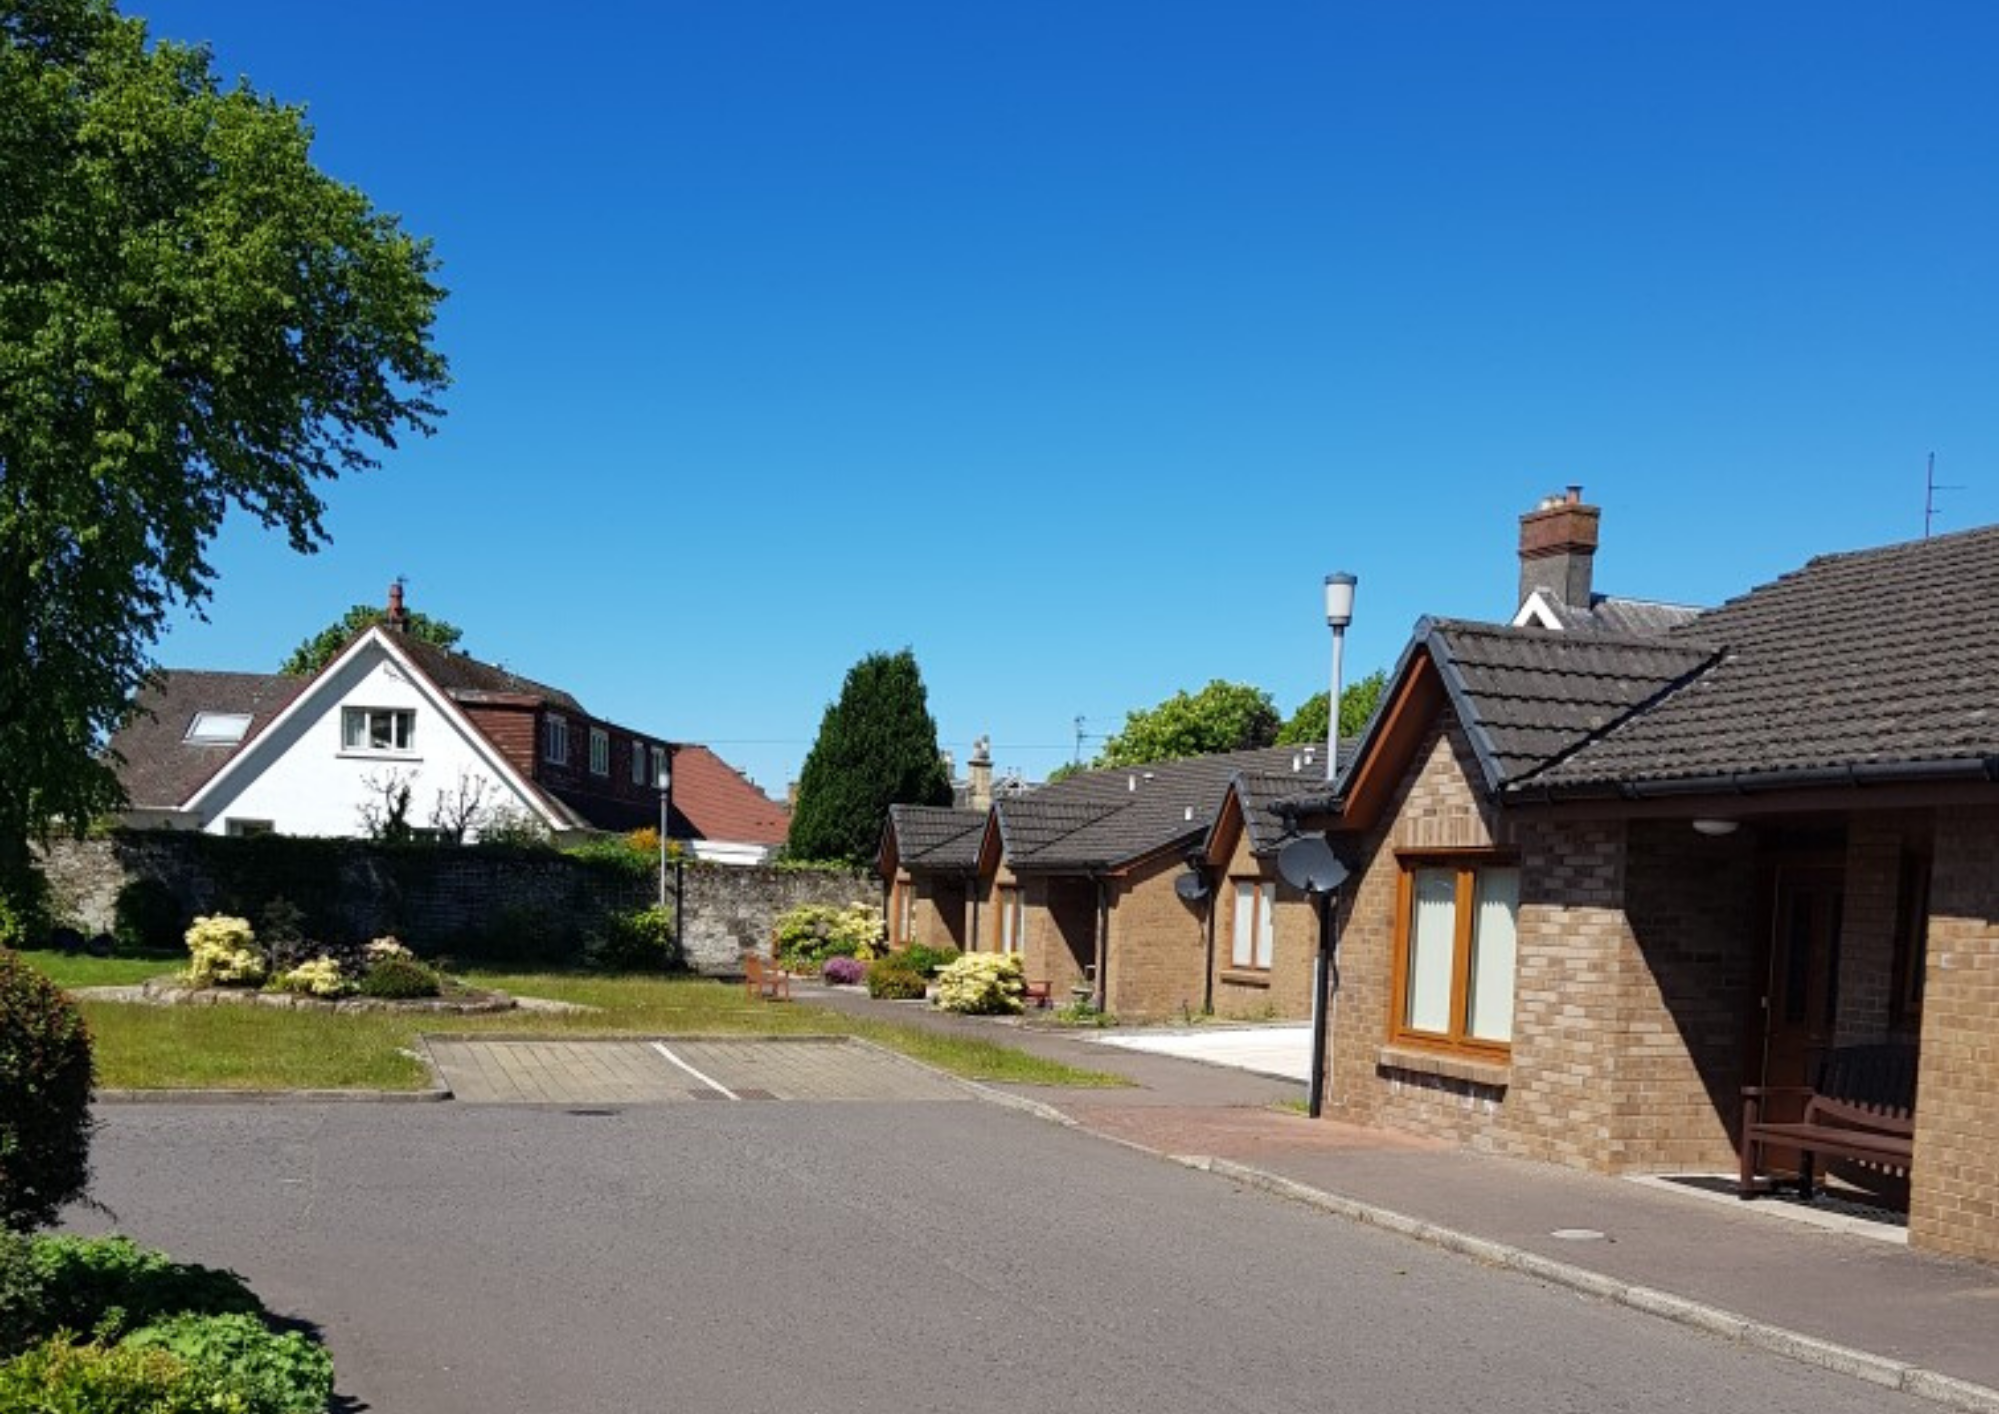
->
<box><xmin>1219</xmin><ymin>970</ymin><xmax>1271</xmax><ymax>988</ymax></box>
<box><xmin>1377</xmin><ymin>1045</ymin><xmax>1510</xmax><ymax>1090</ymax></box>
<box><xmin>336</xmin><ymin>751</ymin><xmax>422</xmax><ymax>762</ymax></box>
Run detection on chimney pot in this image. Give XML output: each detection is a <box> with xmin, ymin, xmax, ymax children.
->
<box><xmin>385</xmin><ymin>579</ymin><xmax>409</xmax><ymax>633</ymax></box>
<box><xmin>1517</xmin><ymin>486</ymin><xmax>1600</xmax><ymax>613</ymax></box>
<box><xmin>967</xmin><ymin>735</ymin><xmax>994</xmax><ymax>813</ymax></box>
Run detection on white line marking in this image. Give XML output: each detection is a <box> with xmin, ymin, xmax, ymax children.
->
<box><xmin>650</xmin><ymin>1041</ymin><xmax>738</xmax><ymax>1100</ymax></box>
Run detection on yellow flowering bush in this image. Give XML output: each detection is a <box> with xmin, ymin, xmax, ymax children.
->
<box><xmin>274</xmin><ymin>956</ymin><xmax>354</xmax><ymax>998</ymax></box>
<box><xmin>364</xmin><ymin>936</ymin><xmax>412</xmax><ymax>963</ymax></box>
<box><xmin>183</xmin><ymin>915</ymin><xmax>264</xmax><ymax>988</ymax></box>
<box><xmin>932</xmin><ymin>953</ymin><xmax>1025</xmax><ymax>1015</ymax></box>
<box><xmin>773</xmin><ymin>901</ymin><xmax>885</xmax><ymax>969</ymax></box>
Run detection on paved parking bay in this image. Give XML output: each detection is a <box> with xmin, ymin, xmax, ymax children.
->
<box><xmin>1091</xmin><ymin>1023</ymin><xmax>1313</xmax><ymax>1081</ymax></box>
<box><xmin>424</xmin><ymin>1037</ymin><xmax>969</xmax><ymax>1104</ymax></box>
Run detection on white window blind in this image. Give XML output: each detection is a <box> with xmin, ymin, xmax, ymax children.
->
<box><xmin>1405</xmin><ymin>868</ymin><xmax>1457</xmax><ymax>1035</ymax></box>
<box><xmin>1231</xmin><ymin>882</ymin><xmax>1257</xmax><ymax>967</ymax></box>
<box><xmin>1466</xmin><ymin>868</ymin><xmax>1520</xmax><ymax>1043</ymax></box>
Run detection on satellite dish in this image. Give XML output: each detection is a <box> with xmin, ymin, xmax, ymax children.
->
<box><xmin>1174</xmin><ymin>870</ymin><xmax>1210</xmax><ymax>903</ymax></box>
<box><xmin>1277</xmin><ymin>835</ymin><xmax>1349</xmax><ymax>894</ymax></box>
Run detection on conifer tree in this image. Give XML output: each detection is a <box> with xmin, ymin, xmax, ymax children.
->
<box><xmin>787</xmin><ymin>650</ymin><xmax>952</xmax><ymax>864</ymax></box>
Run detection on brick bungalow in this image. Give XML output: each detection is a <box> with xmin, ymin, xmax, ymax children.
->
<box><xmin>974</xmin><ymin>746</ymin><xmax>1327</xmax><ymax>1018</ymax></box>
<box><xmin>878</xmin><ymin>804</ymin><xmax>987</xmax><ymax>950</ymax></box>
<box><xmin>1276</xmin><ymin>499</ymin><xmax>1997</xmax><ymax>1261</ymax></box>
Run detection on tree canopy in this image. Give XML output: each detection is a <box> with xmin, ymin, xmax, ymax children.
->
<box><xmin>0</xmin><ymin>0</ymin><xmax>449</xmax><ymax>893</ymax></box>
<box><xmin>1096</xmin><ymin>680</ymin><xmax>1280</xmax><ymax>767</ymax></box>
<box><xmin>1275</xmin><ymin>668</ymin><xmax>1390</xmax><ymax>748</ymax></box>
<box><xmin>281</xmin><ymin>603</ymin><xmax>464</xmax><ymax>676</ymax></box>
<box><xmin>787</xmin><ymin>649</ymin><xmax>952</xmax><ymax>864</ymax></box>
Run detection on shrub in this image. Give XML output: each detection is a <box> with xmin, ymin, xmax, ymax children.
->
<box><xmin>28</xmin><ymin>1237</ymin><xmax>262</xmax><ymax>1338</ymax></box>
<box><xmin>564</xmin><ymin>833</ymin><xmax>651</xmax><ymax>877</ymax></box>
<box><xmin>111</xmin><ymin>878</ymin><xmax>183</xmax><ymax>955</ymax></box>
<box><xmin>587</xmin><ymin>904</ymin><xmax>677</xmax><ymax>972</ymax></box>
<box><xmin>271</xmin><ymin>957</ymin><xmax>353</xmax><ymax>999</ymax></box>
<box><xmin>183</xmin><ymin>916</ymin><xmax>264</xmax><ymax>988</ymax></box>
<box><xmin>0</xmin><ymin>1231</ymin><xmax>43</xmax><ymax>1357</ymax></box>
<box><xmin>0</xmin><ymin>951</ymin><xmax>94</xmax><ymax>1231</ymax></box>
<box><xmin>364</xmin><ymin>936</ymin><xmax>412</xmax><ymax>964</ymax></box>
<box><xmin>821</xmin><ymin>956</ymin><xmax>865</xmax><ymax>986</ymax></box>
<box><xmin>865</xmin><ymin>955</ymin><xmax>928</xmax><ymax>1000</ymax></box>
<box><xmin>624</xmin><ymin>826</ymin><xmax>661</xmax><ymax>857</ymax></box>
<box><xmin>0</xmin><ymin>870</ymin><xmax>52</xmax><ymax>951</ymax></box>
<box><xmin>772</xmin><ymin>902</ymin><xmax>884</xmax><ymax>970</ymax></box>
<box><xmin>898</xmin><ymin>943</ymin><xmax>961</xmax><ymax>979</ymax></box>
<box><xmin>0</xmin><ymin>1336</ymin><xmax>240</xmax><ymax>1413</ymax></box>
<box><xmin>933</xmin><ymin>953</ymin><xmax>1025</xmax><ymax>1015</ymax></box>
<box><xmin>476</xmin><ymin>808</ymin><xmax>551</xmax><ymax>849</ymax></box>
<box><xmin>126</xmin><ymin>1313</ymin><xmax>333</xmax><ymax>1414</ymax></box>
<box><xmin>356</xmin><ymin>955</ymin><xmax>441</xmax><ymax>1000</ymax></box>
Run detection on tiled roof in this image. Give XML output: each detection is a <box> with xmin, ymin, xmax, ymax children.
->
<box><xmin>110</xmin><ymin>671</ymin><xmax>307</xmax><ymax>808</ymax></box>
<box><xmin>998</xmin><ymin>745</ymin><xmax>1337</xmax><ymax>871</ymax></box>
<box><xmin>395</xmin><ymin>636</ymin><xmax>587</xmax><ymax>715</ymax></box>
<box><xmin>1429</xmin><ymin>620</ymin><xmax>1719</xmax><ymax>789</ymax></box>
<box><xmin>1533</xmin><ymin>525</ymin><xmax>1999</xmax><ymax>790</ymax></box>
<box><xmin>1548</xmin><ymin>595</ymin><xmax>1704</xmax><ymax>637</ymax></box>
<box><xmin>888</xmin><ymin>805</ymin><xmax>988</xmax><ymax>870</ymax></box>
<box><xmin>670</xmin><ymin>744</ymin><xmax>790</xmax><ymax>845</ymax></box>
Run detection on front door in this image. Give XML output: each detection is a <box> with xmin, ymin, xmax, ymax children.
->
<box><xmin>1759</xmin><ymin>867</ymin><xmax>1844</xmax><ymax>1166</ymax></box>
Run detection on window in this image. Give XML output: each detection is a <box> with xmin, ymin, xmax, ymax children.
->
<box><xmin>1392</xmin><ymin>860</ymin><xmax>1519</xmax><ymax>1054</ymax></box>
<box><xmin>650</xmin><ymin>744</ymin><xmax>668</xmax><ymax>788</ymax></box>
<box><xmin>223</xmin><ymin>818</ymin><xmax>273</xmax><ymax>838</ymax></box>
<box><xmin>1230</xmin><ymin>880</ymin><xmax>1276</xmax><ymax>970</ymax></box>
<box><xmin>589</xmin><ymin>728</ymin><xmax>609</xmax><ymax>776</ymax></box>
<box><xmin>631</xmin><ymin>738</ymin><xmax>647</xmax><ymax>786</ymax></box>
<box><xmin>900</xmin><ymin>882</ymin><xmax>916</xmax><ymax>944</ymax></box>
<box><xmin>1890</xmin><ymin>850</ymin><xmax>1932</xmax><ymax>1021</ymax></box>
<box><xmin>341</xmin><ymin>707</ymin><xmax>414</xmax><ymax>753</ymax></box>
<box><xmin>996</xmin><ymin>886</ymin><xmax>1025</xmax><ymax>955</ymax></box>
<box><xmin>185</xmin><ymin>712</ymin><xmax>252</xmax><ymax>745</ymax></box>
<box><xmin>544</xmin><ymin>714</ymin><xmax>568</xmax><ymax>765</ymax></box>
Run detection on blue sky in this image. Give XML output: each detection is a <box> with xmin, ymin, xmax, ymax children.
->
<box><xmin>143</xmin><ymin>1</ymin><xmax>1997</xmax><ymax>796</ymax></box>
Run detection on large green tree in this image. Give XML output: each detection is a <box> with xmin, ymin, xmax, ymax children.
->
<box><xmin>1097</xmin><ymin>680</ymin><xmax>1280</xmax><ymax>767</ymax></box>
<box><xmin>280</xmin><ymin>602</ymin><xmax>464</xmax><ymax>676</ymax></box>
<box><xmin>788</xmin><ymin>649</ymin><xmax>952</xmax><ymax>864</ymax></box>
<box><xmin>0</xmin><ymin>0</ymin><xmax>449</xmax><ymax>896</ymax></box>
<box><xmin>1276</xmin><ymin>668</ymin><xmax>1389</xmax><ymax>748</ymax></box>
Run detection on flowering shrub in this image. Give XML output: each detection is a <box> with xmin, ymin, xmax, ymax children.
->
<box><xmin>932</xmin><ymin>953</ymin><xmax>1025</xmax><ymax>1015</ymax></box>
<box><xmin>272</xmin><ymin>957</ymin><xmax>353</xmax><ymax>999</ymax></box>
<box><xmin>364</xmin><ymin>937</ymin><xmax>412</xmax><ymax>963</ymax></box>
<box><xmin>899</xmin><ymin>943</ymin><xmax>960</xmax><ymax>978</ymax></box>
<box><xmin>184</xmin><ymin>917</ymin><xmax>265</xmax><ymax>988</ymax></box>
<box><xmin>772</xmin><ymin>902</ymin><xmax>884</xmax><ymax>969</ymax></box>
<box><xmin>865</xmin><ymin>955</ymin><xmax>928</xmax><ymax>1000</ymax></box>
<box><xmin>821</xmin><ymin>956</ymin><xmax>865</xmax><ymax>986</ymax></box>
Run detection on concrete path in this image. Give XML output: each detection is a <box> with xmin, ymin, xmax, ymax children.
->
<box><xmin>425</xmin><ymin>1036</ymin><xmax>967</xmax><ymax>1104</ymax></box>
<box><xmin>1091</xmin><ymin>1022</ymin><xmax>1313</xmax><ymax>1081</ymax></box>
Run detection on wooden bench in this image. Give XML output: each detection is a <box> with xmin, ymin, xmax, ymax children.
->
<box><xmin>1739</xmin><ymin>1043</ymin><xmax>1917</xmax><ymax>1201</ymax></box>
<box><xmin>1021</xmin><ymin>979</ymin><xmax>1053</xmax><ymax>1009</ymax></box>
<box><xmin>744</xmin><ymin>954</ymin><xmax>792</xmax><ymax>1002</ymax></box>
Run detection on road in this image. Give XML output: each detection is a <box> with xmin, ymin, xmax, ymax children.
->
<box><xmin>73</xmin><ymin>1100</ymin><xmax>1934</xmax><ymax>1413</ymax></box>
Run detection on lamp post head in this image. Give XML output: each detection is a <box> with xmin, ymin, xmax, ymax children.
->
<box><xmin>1324</xmin><ymin>572</ymin><xmax>1357</xmax><ymax>630</ymax></box>
<box><xmin>656</xmin><ymin>760</ymin><xmax>672</xmax><ymax>792</ymax></box>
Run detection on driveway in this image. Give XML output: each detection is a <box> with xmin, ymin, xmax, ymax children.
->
<box><xmin>71</xmin><ymin>1100</ymin><xmax>1937</xmax><ymax>1414</ymax></box>
<box><xmin>1091</xmin><ymin>1023</ymin><xmax>1313</xmax><ymax>1081</ymax></box>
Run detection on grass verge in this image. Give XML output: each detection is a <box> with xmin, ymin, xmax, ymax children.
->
<box><xmin>17</xmin><ymin>950</ymin><xmax>177</xmax><ymax>989</ymax></box>
<box><xmin>34</xmin><ymin>958</ymin><xmax>1128</xmax><ymax>1091</ymax></box>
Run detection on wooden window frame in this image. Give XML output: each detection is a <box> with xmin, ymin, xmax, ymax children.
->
<box><xmin>1387</xmin><ymin>851</ymin><xmax>1518</xmax><ymax>1061</ymax></box>
<box><xmin>1228</xmin><ymin>877</ymin><xmax>1275</xmax><ymax>972</ymax></box>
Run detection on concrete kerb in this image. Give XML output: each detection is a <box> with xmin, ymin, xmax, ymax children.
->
<box><xmin>956</xmin><ymin>1084</ymin><xmax>1998</xmax><ymax>1413</ymax></box>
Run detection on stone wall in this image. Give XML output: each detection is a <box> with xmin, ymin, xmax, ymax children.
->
<box><xmin>37</xmin><ymin>833</ymin><xmax>872</xmax><ymax>976</ymax></box>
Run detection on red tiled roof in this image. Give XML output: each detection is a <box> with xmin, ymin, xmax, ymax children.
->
<box><xmin>672</xmin><ymin>744</ymin><xmax>790</xmax><ymax>846</ymax></box>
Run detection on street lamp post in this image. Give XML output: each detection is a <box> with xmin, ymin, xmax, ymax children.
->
<box><xmin>1314</xmin><ymin>571</ymin><xmax>1357</xmax><ymax>1117</ymax></box>
<box><xmin>656</xmin><ymin>752</ymin><xmax>672</xmax><ymax>911</ymax></box>
<box><xmin>1323</xmin><ymin>572</ymin><xmax>1356</xmax><ymax>782</ymax></box>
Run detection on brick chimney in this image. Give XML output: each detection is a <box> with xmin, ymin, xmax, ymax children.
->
<box><xmin>1517</xmin><ymin>485</ymin><xmax>1599</xmax><ymax>611</ymax></box>
<box><xmin>385</xmin><ymin>578</ymin><xmax>409</xmax><ymax>633</ymax></box>
<box><xmin>968</xmin><ymin>735</ymin><xmax>993</xmax><ymax>813</ymax></box>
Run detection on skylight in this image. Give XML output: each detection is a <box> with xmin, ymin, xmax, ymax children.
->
<box><xmin>184</xmin><ymin>712</ymin><xmax>252</xmax><ymax>745</ymax></box>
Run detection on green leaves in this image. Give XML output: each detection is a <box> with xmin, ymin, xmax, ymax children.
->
<box><xmin>1274</xmin><ymin>669</ymin><xmax>1389</xmax><ymax>748</ymax></box>
<box><xmin>787</xmin><ymin>650</ymin><xmax>952</xmax><ymax>865</ymax></box>
<box><xmin>1097</xmin><ymin>680</ymin><xmax>1281</xmax><ymax>767</ymax></box>
<box><xmin>279</xmin><ymin>604</ymin><xmax>464</xmax><ymax>676</ymax></box>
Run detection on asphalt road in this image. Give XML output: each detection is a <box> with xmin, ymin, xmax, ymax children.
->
<box><xmin>72</xmin><ymin>1100</ymin><xmax>1934</xmax><ymax>1414</ymax></box>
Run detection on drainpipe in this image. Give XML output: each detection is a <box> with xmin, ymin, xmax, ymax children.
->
<box><xmin>965</xmin><ymin>871</ymin><xmax>980</xmax><ymax>953</ymax></box>
<box><xmin>1202</xmin><ymin>885</ymin><xmax>1216</xmax><ymax>1016</ymax></box>
<box><xmin>1093</xmin><ymin>875</ymin><xmax>1110</xmax><ymax>1011</ymax></box>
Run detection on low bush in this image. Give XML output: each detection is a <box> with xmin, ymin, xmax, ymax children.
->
<box><xmin>0</xmin><ymin>951</ymin><xmax>94</xmax><ymax>1231</ymax></box>
<box><xmin>564</xmin><ymin>833</ymin><xmax>652</xmax><ymax>878</ymax></box>
<box><xmin>126</xmin><ymin>1313</ymin><xmax>332</xmax><ymax>1414</ymax></box>
<box><xmin>587</xmin><ymin>903</ymin><xmax>677</xmax><ymax>972</ymax></box>
<box><xmin>773</xmin><ymin>902</ymin><xmax>884</xmax><ymax>970</ymax></box>
<box><xmin>898</xmin><ymin>943</ymin><xmax>961</xmax><ymax>978</ymax></box>
<box><xmin>183</xmin><ymin>916</ymin><xmax>264</xmax><ymax>988</ymax></box>
<box><xmin>271</xmin><ymin>957</ymin><xmax>353</xmax><ymax>999</ymax></box>
<box><xmin>0</xmin><ymin>1336</ymin><xmax>237</xmax><ymax>1413</ymax></box>
<box><xmin>865</xmin><ymin>955</ymin><xmax>928</xmax><ymax>1001</ymax></box>
<box><xmin>356</xmin><ymin>955</ymin><xmax>441</xmax><ymax>1000</ymax></box>
<box><xmin>0</xmin><ymin>1231</ymin><xmax>42</xmax><ymax>1357</ymax></box>
<box><xmin>28</xmin><ymin>1237</ymin><xmax>262</xmax><ymax>1339</ymax></box>
<box><xmin>111</xmin><ymin>878</ymin><xmax>183</xmax><ymax>955</ymax></box>
<box><xmin>0</xmin><ymin>870</ymin><xmax>52</xmax><ymax>952</ymax></box>
<box><xmin>933</xmin><ymin>953</ymin><xmax>1026</xmax><ymax>1015</ymax></box>
<box><xmin>821</xmin><ymin>956</ymin><xmax>865</xmax><ymax>986</ymax></box>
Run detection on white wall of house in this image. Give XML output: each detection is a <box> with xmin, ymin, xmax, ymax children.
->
<box><xmin>189</xmin><ymin>643</ymin><xmax>546</xmax><ymax>840</ymax></box>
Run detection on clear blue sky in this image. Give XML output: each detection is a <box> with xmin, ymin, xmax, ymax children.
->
<box><xmin>143</xmin><ymin>1</ymin><xmax>1998</xmax><ymax>797</ymax></box>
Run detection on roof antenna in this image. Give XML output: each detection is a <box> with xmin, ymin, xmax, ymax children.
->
<box><xmin>1924</xmin><ymin>452</ymin><xmax>1961</xmax><ymax>538</ymax></box>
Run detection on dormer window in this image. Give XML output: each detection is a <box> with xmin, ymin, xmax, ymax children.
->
<box><xmin>185</xmin><ymin>712</ymin><xmax>252</xmax><ymax>745</ymax></box>
<box><xmin>589</xmin><ymin>727</ymin><xmax>609</xmax><ymax>776</ymax></box>
<box><xmin>342</xmin><ymin>707</ymin><xmax>414</xmax><ymax>754</ymax></box>
<box><xmin>544</xmin><ymin>713</ymin><xmax>569</xmax><ymax>765</ymax></box>
<box><xmin>631</xmin><ymin>738</ymin><xmax>646</xmax><ymax>785</ymax></box>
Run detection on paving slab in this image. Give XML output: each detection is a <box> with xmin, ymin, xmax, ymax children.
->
<box><xmin>1091</xmin><ymin>1023</ymin><xmax>1313</xmax><ymax>1081</ymax></box>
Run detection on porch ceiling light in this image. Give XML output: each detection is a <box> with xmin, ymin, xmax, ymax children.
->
<box><xmin>1692</xmin><ymin>818</ymin><xmax>1740</xmax><ymax>837</ymax></box>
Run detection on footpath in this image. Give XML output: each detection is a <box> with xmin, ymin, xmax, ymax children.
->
<box><xmin>803</xmin><ymin>983</ymin><xmax>1999</xmax><ymax>1409</ymax></box>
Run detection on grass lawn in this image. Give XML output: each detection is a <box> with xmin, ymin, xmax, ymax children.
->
<box><xmin>18</xmin><ymin>950</ymin><xmax>178</xmax><ymax>989</ymax></box>
<box><xmin>21</xmin><ymin>954</ymin><xmax>1128</xmax><ymax>1092</ymax></box>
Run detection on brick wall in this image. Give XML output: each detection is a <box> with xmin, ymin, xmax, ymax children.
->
<box><xmin>1836</xmin><ymin>811</ymin><xmax>1931</xmax><ymax>1045</ymax></box>
<box><xmin>908</xmin><ymin>873</ymin><xmax>970</xmax><ymax>951</ymax></box>
<box><xmin>1104</xmin><ymin>855</ymin><xmax>1208</xmax><ymax>1020</ymax></box>
<box><xmin>38</xmin><ymin>834</ymin><xmax>870</xmax><ymax>976</ymax></box>
<box><xmin>1210</xmin><ymin>827</ymin><xmax>1315</xmax><ymax>1020</ymax></box>
<box><xmin>1908</xmin><ymin>805</ymin><xmax>1998</xmax><ymax>1262</ymax></box>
